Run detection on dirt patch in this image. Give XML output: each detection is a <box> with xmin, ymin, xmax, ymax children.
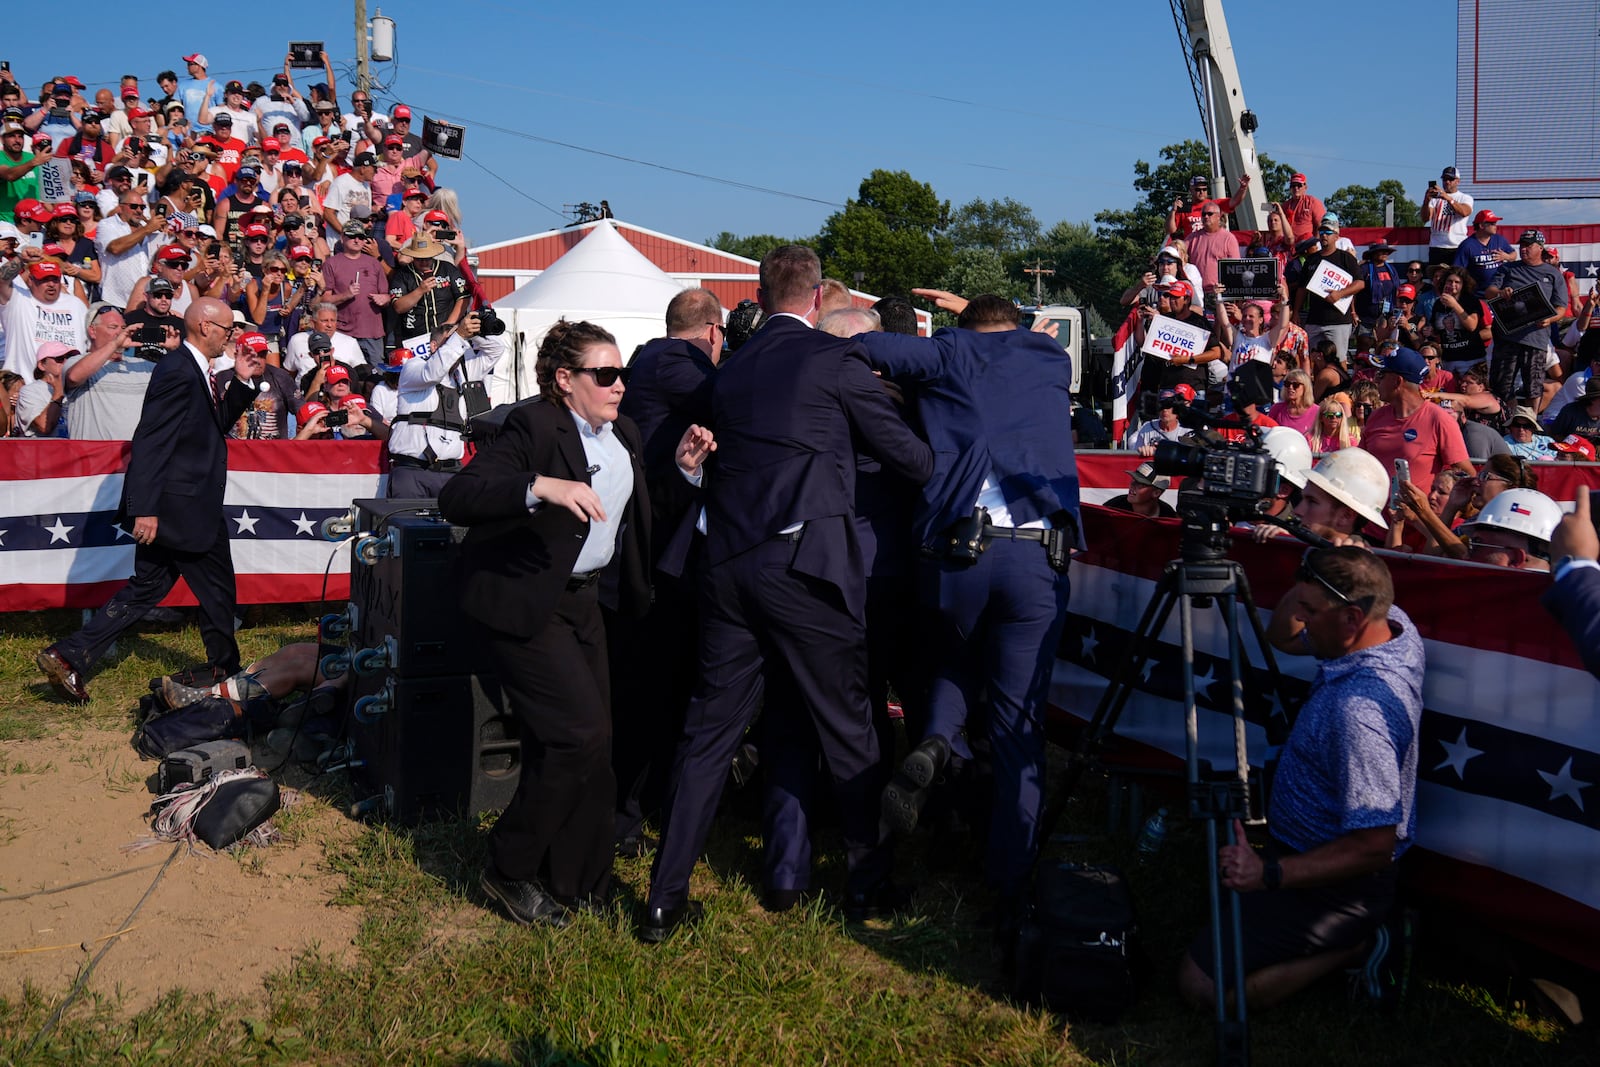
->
<box><xmin>0</xmin><ymin>728</ymin><xmax>362</xmax><ymax>1014</ymax></box>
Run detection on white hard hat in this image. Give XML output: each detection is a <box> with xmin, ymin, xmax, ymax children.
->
<box><xmin>1260</xmin><ymin>426</ymin><xmax>1311</xmax><ymax>488</ymax></box>
<box><xmin>1304</xmin><ymin>447</ymin><xmax>1389</xmax><ymax>529</ymax></box>
<box><xmin>1460</xmin><ymin>488</ymin><xmax>1562</xmax><ymax>545</ymax></box>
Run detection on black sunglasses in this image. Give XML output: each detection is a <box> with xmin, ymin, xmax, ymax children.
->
<box><xmin>576</xmin><ymin>366</ymin><xmax>630</xmax><ymax>387</ymax></box>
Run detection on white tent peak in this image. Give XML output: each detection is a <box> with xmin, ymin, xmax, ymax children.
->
<box><xmin>486</xmin><ymin>219</ymin><xmax>692</xmax><ymax>404</ymax></box>
<box><xmin>494</xmin><ymin>219</ymin><xmax>685</xmax><ymax>313</ymax></box>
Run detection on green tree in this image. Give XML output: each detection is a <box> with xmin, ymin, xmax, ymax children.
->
<box><xmin>1324</xmin><ymin>180</ymin><xmax>1419</xmax><ymax>229</ymax></box>
<box><xmin>816</xmin><ymin>170</ymin><xmax>952</xmax><ymax>298</ymax></box>
<box><xmin>706</xmin><ymin>232</ymin><xmax>809</xmax><ymax>262</ymax></box>
<box><xmin>949</xmin><ymin>197</ymin><xmax>1041</xmax><ymax>256</ymax></box>
<box><xmin>1013</xmin><ymin>220</ymin><xmax>1124</xmax><ymax>326</ymax></box>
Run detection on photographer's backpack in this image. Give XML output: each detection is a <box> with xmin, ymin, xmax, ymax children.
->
<box><xmin>1011</xmin><ymin>861</ymin><xmax>1140</xmax><ymax>1022</ymax></box>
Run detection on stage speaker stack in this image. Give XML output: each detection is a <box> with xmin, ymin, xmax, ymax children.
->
<box><xmin>334</xmin><ymin>498</ymin><xmax>520</xmax><ymax>823</ymax></box>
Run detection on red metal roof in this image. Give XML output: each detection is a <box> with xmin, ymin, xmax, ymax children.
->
<box><xmin>471</xmin><ymin>218</ymin><xmax>926</xmax><ymax>330</ymax></box>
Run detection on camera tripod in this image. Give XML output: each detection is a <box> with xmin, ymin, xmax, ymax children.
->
<box><xmin>1048</xmin><ymin>513</ymin><xmax>1311</xmax><ymax>1067</ymax></box>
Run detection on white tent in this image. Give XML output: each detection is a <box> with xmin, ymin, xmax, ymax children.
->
<box><xmin>487</xmin><ymin>220</ymin><xmax>689</xmax><ymax>404</ymax></box>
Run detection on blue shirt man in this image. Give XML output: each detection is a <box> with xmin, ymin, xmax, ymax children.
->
<box><xmin>176</xmin><ymin>54</ymin><xmax>224</xmax><ymax>133</ymax></box>
<box><xmin>1180</xmin><ymin>548</ymin><xmax>1423</xmax><ymax>1012</ymax></box>
<box><xmin>1453</xmin><ymin>210</ymin><xmax>1516</xmax><ymax>291</ymax></box>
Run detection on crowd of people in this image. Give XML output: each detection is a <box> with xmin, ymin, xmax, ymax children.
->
<box><xmin>1112</xmin><ymin>166</ymin><xmax>1599</xmax><ymax>579</ymax></box>
<box><xmin>7</xmin><ymin>58</ymin><xmax>1600</xmax><ymax>1014</ymax></box>
<box><xmin>0</xmin><ymin>54</ymin><xmax>475</xmax><ymax>443</ymax></box>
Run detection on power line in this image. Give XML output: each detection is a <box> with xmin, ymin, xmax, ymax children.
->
<box><xmin>410</xmin><ymin>103</ymin><xmax>845</xmax><ymax>209</ymax></box>
<box><xmin>459</xmin><ymin>153</ymin><xmax>566</xmax><ymax>222</ymax></box>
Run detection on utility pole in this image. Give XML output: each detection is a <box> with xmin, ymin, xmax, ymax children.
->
<box><xmin>355</xmin><ymin>0</ymin><xmax>370</xmax><ymax>95</ymax></box>
<box><xmin>1023</xmin><ymin>260</ymin><xmax>1054</xmax><ymax>306</ymax></box>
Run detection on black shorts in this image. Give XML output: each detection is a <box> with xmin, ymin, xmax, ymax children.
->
<box><xmin>1188</xmin><ymin>845</ymin><xmax>1397</xmax><ymax>980</ymax></box>
<box><xmin>1427</xmin><ymin>247</ymin><xmax>1457</xmax><ymax>267</ymax></box>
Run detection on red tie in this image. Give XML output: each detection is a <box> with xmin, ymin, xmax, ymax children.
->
<box><xmin>208</xmin><ymin>366</ymin><xmax>221</xmax><ymax>408</ymax></box>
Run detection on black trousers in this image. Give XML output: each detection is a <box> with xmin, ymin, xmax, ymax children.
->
<box><xmin>484</xmin><ymin>582</ymin><xmax>616</xmax><ymax>902</ymax></box>
<box><xmin>647</xmin><ymin>537</ymin><xmax>890</xmax><ymax>912</ymax></box>
<box><xmin>56</xmin><ymin>520</ymin><xmax>241</xmax><ymax>677</ymax></box>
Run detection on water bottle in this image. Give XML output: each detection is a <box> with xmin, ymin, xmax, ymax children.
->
<box><xmin>1136</xmin><ymin>807</ymin><xmax>1169</xmax><ymax>859</ymax></box>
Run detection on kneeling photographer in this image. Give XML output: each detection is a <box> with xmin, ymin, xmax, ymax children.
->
<box><xmin>387</xmin><ymin>307</ymin><xmax>507</xmax><ymax>498</ymax></box>
<box><xmin>1177</xmin><ymin>548</ymin><xmax>1422</xmax><ymax>1012</ymax></box>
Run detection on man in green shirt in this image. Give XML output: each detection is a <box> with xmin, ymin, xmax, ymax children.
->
<box><xmin>0</xmin><ymin>119</ymin><xmax>45</xmax><ymax>221</ymax></box>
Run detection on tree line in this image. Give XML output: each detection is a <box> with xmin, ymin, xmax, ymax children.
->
<box><xmin>708</xmin><ymin>139</ymin><xmax>1418</xmax><ymax>338</ymax></box>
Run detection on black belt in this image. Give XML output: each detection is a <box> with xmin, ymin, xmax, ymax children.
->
<box><xmin>391</xmin><ymin>455</ymin><xmax>462</xmax><ymax>473</ymax></box>
<box><xmin>566</xmin><ymin>570</ymin><xmax>601</xmax><ymax>591</ymax></box>
<box><xmin>980</xmin><ymin>525</ymin><xmax>1048</xmax><ymax>543</ymax></box>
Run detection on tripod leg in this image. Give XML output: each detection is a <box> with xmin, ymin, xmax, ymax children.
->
<box><xmin>1051</xmin><ymin>573</ymin><xmax>1181</xmax><ymax>816</ymax></box>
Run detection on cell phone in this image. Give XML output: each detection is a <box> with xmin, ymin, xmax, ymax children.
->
<box><xmin>1428</xmin><ymin>181</ymin><xmax>1439</xmax><ymax>191</ymax></box>
<box><xmin>1391</xmin><ymin>458</ymin><xmax>1410</xmax><ymax>510</ymax></box>
<box><xmin>324</xmin><ymin>409</ymin><xmax>349</xmax><ymax>428</ymax></box>
<box><xmin>137</xmin><ymin>324</ymin><xmax>166</xmax><ymax>347</ymax></box>
<box><xmin>25</xmin><ymin>231</ymin><xmax>44</xmax><ymax>250</ymax></box>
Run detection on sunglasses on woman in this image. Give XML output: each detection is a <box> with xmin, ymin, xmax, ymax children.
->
<box><xmin>576</xmin><ymin>366</ymin><xmax>630</xmax><ymax>387</ymax></box>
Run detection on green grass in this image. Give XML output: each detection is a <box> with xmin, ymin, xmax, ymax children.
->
<box><xmin>0</xmin><ymin>612</ymin><xmax>1593</xmax><ymax>1065</ymax></box>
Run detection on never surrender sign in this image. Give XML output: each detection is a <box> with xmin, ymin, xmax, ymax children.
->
<box><xmin>1140</xmin><ymin>314</ymin><xmax>1211</xmax><ymax>361</ymax></box>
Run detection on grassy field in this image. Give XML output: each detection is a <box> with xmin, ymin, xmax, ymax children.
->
<box><xmin>0</xmin><ymin>609</ymin><xmax>1593</xmax><ymax>1066</ymax></box>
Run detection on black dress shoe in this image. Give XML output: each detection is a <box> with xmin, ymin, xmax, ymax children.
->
<box><xmin>881</xmin><ymin>735</ymin><xmax>951</xmax><ymax>833</ymax></box>
<box><xmin>615</xmin><ymin>833</ymin><xmax>658</xmax><ymax>859</ymax></box>
<box><xmin>637</xmin><ymin>900</ymin><xmax>704</xmax><ymax>944</ymax></box>
<box><xmin>36</xmin><ymin>647</ymin><xmax>89</xmax><ymax>704</ymax></box>
<box><xmin>842</xmin><ymin>881</ymin><xmax>914</xmax><ymax>922</ymax></box>
<box><xmin>479</xmin><ymin>868</ymin><xmax>570</xmax><ymax>928</ymax></box>
<box><xmin>762</xmin><ymin>887</ymin><xmax>805</xmax><ymax>913</ymax></box>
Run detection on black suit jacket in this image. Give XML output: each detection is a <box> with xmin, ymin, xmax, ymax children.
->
<box><xmin>702</xmin><ymin>314</ymin><xmax>932</xmax><ymax>618</ymax></box>
<box><xmin>618</xmin><ymin>335</ymin><xmax>715</xmax><ymax>563</ymax></box>
<box><xmin>439</xmin><ymin>397</ymin><xmax>652</xmax><ymax>639</ymax></box>
<box><xmin>120</xmin><ymin>343</ymin><xmax>257</xmax><ymax>553</ymax></box>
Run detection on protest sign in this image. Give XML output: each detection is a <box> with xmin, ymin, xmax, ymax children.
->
<box><xmin>1217</xmin><ymin>258</ymin><xmax>1279</xmax><ymax>299</ymax></box>
<box><xmin>1306</xmin><ymin>260</ymin><xmax>1355</xmax><ymax>313</ymax></box>
<box><xmin>1139</xmin><ymin>314</ymin><xmax>1211</xmax><ymax>361</ymax></box>
<box><xmin>422</xmin><ymin>118</ymin><xmax>464</xmax><ymax>160</ymax></box>
<box><xmin>37</xmin><ymin>159</ymin><xmax>74</xmax><ymax>203</ymax></box>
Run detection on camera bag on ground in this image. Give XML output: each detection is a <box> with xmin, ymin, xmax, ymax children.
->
<box><xmin>148</xmin><ymin>768</ymin><xmax>282</xmax><ymax>850</ymax></box>
<box><xmin>1011</xmin><ymin>861</ymin><xmax>1140</xmax><ymax>1022</ymax></box>
<box><xmin>157</xmin><ymin>740</ymin><xmax>252</xmax><ymax>793</ymax></box>
<box><xmin>132</xmin><ymin>695</ymin><xmax>278</xmax><ymax>760</ymax></box>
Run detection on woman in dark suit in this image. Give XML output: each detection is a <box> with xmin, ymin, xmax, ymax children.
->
<box><xmin>439</xmin><ymin>319</ymin><xmax>712</xmax><ymax>926</ymax></box>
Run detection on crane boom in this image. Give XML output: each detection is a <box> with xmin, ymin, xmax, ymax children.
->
<box><xmin>1182</xmin><ymin>0</ymin><xmax>1265</xmax><ymax>230</ymax></box>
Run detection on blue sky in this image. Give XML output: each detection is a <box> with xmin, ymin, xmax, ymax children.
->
<box><xmin>26</xmin><ymin>0</ymin><xmax>1593</xmax><ymax>246</ymax></box>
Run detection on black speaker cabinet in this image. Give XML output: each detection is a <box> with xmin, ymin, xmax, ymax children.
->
<box><xmin>347</xmin><ymin>498</ymin><xmax>491</xmax><ymax>677</ymax></box>
<box><xmin>346</xmin><ymin>669</ymin><xmax>521</xmax><ymax>823</ymax></box>
<box><xmin>341</xmin><ymin>499</ymin><xmax>519</xmax><ymax>823</ymax></box>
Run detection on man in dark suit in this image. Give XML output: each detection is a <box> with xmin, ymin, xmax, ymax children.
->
<box><xmin>439</xmin><ymin>320</ymin><xmax>712</xmax><ymax>927</ymax></box>
<box><xmin>609</xmin><ymin>288</ymin><xmax>723</xmax><ymax>856</ymax></box>
<box><xmin>38</xmin><ymin>297</ymin><xmax>265</xmax><ymax>704</ymax></box>
<box><xmin>1543</xmin><ymin>489</ymin><xmax>1600</xmax><ymax>680</ymax></box>
<box><xmin>857</xmin><ymin>292</ymin><xmax>1081</xmax><ymax>931</ymax></box>
<box><xmin>640</xmin><ymin>245</ymin><xmax>933</xmax><ymax>941</ymax></box>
